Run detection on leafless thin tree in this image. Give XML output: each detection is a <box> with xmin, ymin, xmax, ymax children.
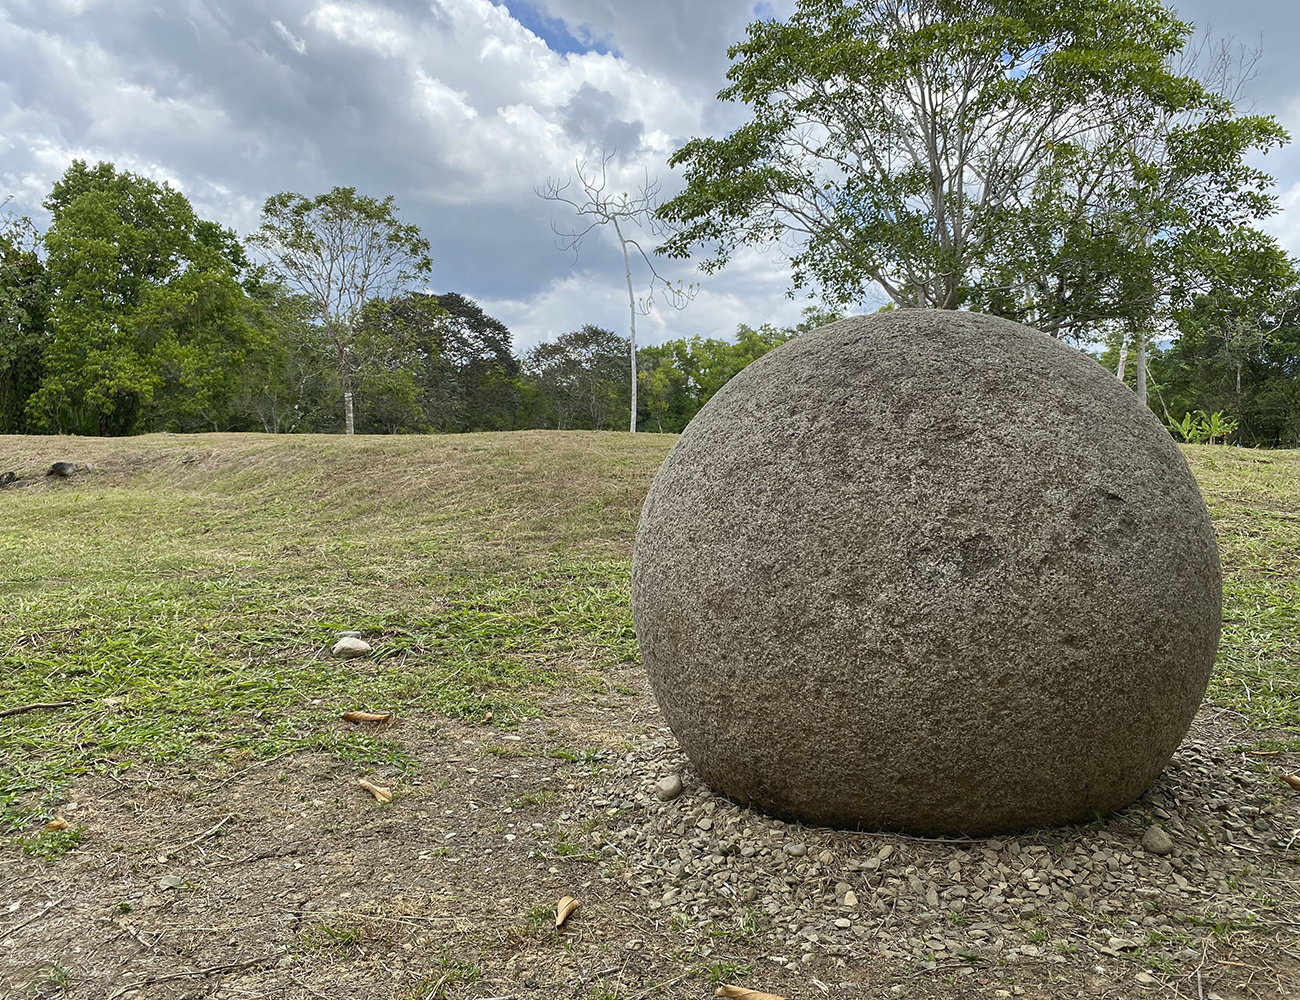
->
<box><xmin>538</xmin><ymin>151</ymin><xmax>696</xmax><ymax>433</ymax></box>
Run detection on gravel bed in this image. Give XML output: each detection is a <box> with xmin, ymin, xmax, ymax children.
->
<box><xmin>556</xmin><ymin>716</ymin><xmax>1299</xmax><ymax>986</ymax></box>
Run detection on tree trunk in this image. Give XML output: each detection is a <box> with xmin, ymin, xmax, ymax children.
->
<box><xmin>616</xmin><ymin>219</ymin><xmax>637</xmax><ymax>434</ymax></box>
<box><xmin>1117</xmin><ymin>331</ymin><xmax>1130</xmax><ymax>383</ymax></box>
<box><xmin>1134</xmin><ymin>328</ymin><xmax>1147</xmax><ymax>407</ymax></box>
<box><xmin>336</xmin><ymin>333</ymin><xmax>356</xmax><ymax>436</ymax></box>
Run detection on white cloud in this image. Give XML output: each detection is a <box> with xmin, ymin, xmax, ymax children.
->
<box><xmin>9</xmin><ymin>0</ymin><xmax>1296</xmax><ymax>362</ymax></box>
<box><xmin>271</xmin><ymin>19</ymin><xmax>307</xmax><ymax>55</ymax></box>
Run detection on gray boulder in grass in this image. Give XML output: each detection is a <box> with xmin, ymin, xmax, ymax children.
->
<box><xmin>631</xmin><ymin>310</ymin><xmax>1221</xmax><ymax>836</ymax></box>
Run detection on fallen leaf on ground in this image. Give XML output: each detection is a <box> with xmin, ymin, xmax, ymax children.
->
<box><xmin>715</xmin><ymin>986</ymin><xmax>787</xmax><ymax>1000</ymax></box>
<box><xmin>358</xmin><ymin>779</ymin><xmax>392</xmax><ymax>803</ymax></box>
<box><xmin>44</xmin><ymin>817</ymin><xmax>71</xmax><ymax>831</ymax></box>
<box><xmin>1282</xmin><ymin>774</ymin><xmax>1300</xmax><ymax>791</ymax></box>
<box><xmin>342</xmin><ymin>711</ymin><xmax>393</xmax><ymax>723</ymax></box>
<box><xmin>556</xmin><ymin>895</ymin><xmax>579</xmax><ymax>928</ymax></box>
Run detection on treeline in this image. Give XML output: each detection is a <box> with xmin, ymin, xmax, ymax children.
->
<box><xmin>0</xmin><ymin>162</ymin><xmax>821</xmax><ymax>437</ymax></box>
<box><xmin>8</xmin><ymin>160</ymin><xmax>1300</xmax><ymax>443</ymax></box>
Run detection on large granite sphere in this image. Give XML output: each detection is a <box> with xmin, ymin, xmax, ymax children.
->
<box><xmin>631</xmin><ymin>310</ymin><xmax>1221</xmax><ymax>836</ymax></box>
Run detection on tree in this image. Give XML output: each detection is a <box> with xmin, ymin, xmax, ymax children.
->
<box><xmin>354</xmin><ymin>292</ymin><xmax>520</xmax><ymax>432</ymax></box>
<box><xmin>28</xmin><ymin>161</ymin><xmax>261</xmax><ymax>435</ymax></box>
<box><xmin>0</xmin><ymin>203</ymin><xmax>49</xmax><ymax>434</ymax></box>
<box><xmin>524</xmin><ymin>325</ymin><xmax>630</xmax><ymax>430</ymax></box>
<box><xmin>1151</xmin><ymin>252</ymin><xmax>1300</xmax><ymax>446</ymax></box>
<box><xmin>249</xmin><ymin>188</ymin><xmax>432</xmax><ymax>435</ymax></box>
<box><xmin>232</xmin><ymin>286</ymin><xmax>338</xmax><ymax>433</ymax></box>
<box><xmin>657</xmin><ymin>0</ymin><xmax>1282</xmax><ymax>330</ymax></box>
<box><xmin>433</xmin><ymin>293</ymin><xmax>521</xmax><ymax>431</ymax></box>
<box><xmin>969</xmin><ymin>37</ymin><xmax>1288</xmax><ymax>402</ymax></box>
<box><xmin>539</xmin><ymin>152</ymin><xmax>694</xmax><ymax>433</ymax></box>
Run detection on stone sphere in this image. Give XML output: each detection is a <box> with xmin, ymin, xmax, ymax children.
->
<box><xmin>631</xmin><ymin>311</ymin><xmax>1221</xmax><ymax>836</ymax></box>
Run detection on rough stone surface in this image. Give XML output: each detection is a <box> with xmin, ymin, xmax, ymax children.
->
<box><xmin>655</xmin><ymin>773</ymin><xmax>684</xmax><ymax>801</ymax></box>
<box><xmin>1142</xmin><ymin>824</ymin><xmax>1175</xmax><ymax>856</ymax></box>
<box><xmin>331</xmin><ymin>636</ymin><xmax>372</xmax><ymax>659</ymax></box>
<box><xmin>631</xmin><ymin>311</ymin><xmax>1222</xmax><ymax>835</ymax></box>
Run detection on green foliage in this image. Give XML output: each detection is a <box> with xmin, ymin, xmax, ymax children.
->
<box><xmin>249</xmin><ymin>187</ymin><xmax>433</xmax><ymax>434</ymax></box>
<box><xmin>523</xmin><ymin>324</ymin><xmax>630</xmax><ymax>430</ymax></box>
<box><xmin>659</xmin><ymin>0</ymin><xmax>1286</xmax><ymax>334</ymax></box>
<box><xmin>636</xmin><ymin>306</ymin><xmax>841</xmax><ymax>431</ymax></box>
<box><xmin>25</xmin><ymin>161</ymin><xmax>265</xmax><ymax>435</ymax></box>
<box><xmin>352</xmin><ymin>291</ymin><xmax>521</xmax><ymax>433</ymax></box>
<box><xmin>17</xmin><ymin>825</ymin><xmax>84</xmax><ymax>859</ymax></box>
<box><xmin>1168</xmin><ymin>410</ymin><xmax>1239</xmax><ymax>444</ymax></box>
<box><xmin>1153</xmin><ymin>278</ymin><xmax>1300</xmax><ymax>447</ymax></box>
<box><xmin>0</xmin><ymin>206</ymin><xmax>49</xmax><ymax>433</ymax></box>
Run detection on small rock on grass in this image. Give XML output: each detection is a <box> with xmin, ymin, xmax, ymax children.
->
<box><xmin>1142</xmin><ymin>824</ymin><xmax>1174</xmax><ymax>856</ymax></box>
<box><xmin>655</xmin><ymin>774</ymin><xmax>684</xmax><ymax>801</ymax></box>
<box><xmin>332</xmin><ymin>637</ymin><xmax>372</xmax><ymax>659</ymax></box>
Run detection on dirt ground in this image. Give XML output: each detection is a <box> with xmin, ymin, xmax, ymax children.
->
<box><xmin>2</xmin><ymin>664</ymin><xmax>1298</xmax><ymax>1000</ymax></box>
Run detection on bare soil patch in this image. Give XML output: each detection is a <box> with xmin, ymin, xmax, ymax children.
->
<box><xmin>3</xmin><ymin>670</ymin><xmax>1297</xmax><ymax>1000</ymax></box>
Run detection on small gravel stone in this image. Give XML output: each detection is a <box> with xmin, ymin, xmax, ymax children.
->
<box><xmin>1142</xmin><ymin>825</ymin><xmax>1174</xmax><ymax>856</ymax></box>
<box><xmin>547</xmin><ymin>713</ymin><xmax>1293</xmax><ymax>983</ymax></box>
<box><xmin>655</xmin><ymin>774</ymin><xmax>684</xmax><ymax>801</ymax></box>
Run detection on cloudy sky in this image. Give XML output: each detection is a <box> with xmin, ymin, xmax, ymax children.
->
<box><xmin>2</xmin><ymin>0</ymin><xmax>1297</xmax><ymax>354</ymax></box>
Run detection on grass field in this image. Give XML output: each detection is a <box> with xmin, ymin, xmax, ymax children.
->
<box><xmin>0</xmin><ymin>434</ymin><xmax>1297</xmax><ymax>835</ymax></box>
<box><xmin>0</xmin><ymin>433</ymin><xmax>1298</xmax><ymax>1000</ymax></box>
<box><xmin>0</xmin><ymin>431</ymin><xmax>673</xmax><ymax>836</ymax></box>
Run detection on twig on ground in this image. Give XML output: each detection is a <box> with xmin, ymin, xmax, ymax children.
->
<box><xmin>0</xmin><ymin>701</ymin><xmax>75</xmax><ymax>719</ymax></box>
<box><xmin>182</xmin><ymin>813</ymin><xmax>235</xmax><ymax>850</ymax></box>
<box><xmin>105</xmin><ymin>955</ymin><xmax>279</xmax><ymax>999</ymax></box>
<box><xmin>2</xmin><ymin>898</ymin><xmax>64</xmax><ymax>937</ymax></box>
<box><xmin>625</xmin><ymin>973</ymin><xmax>693</xmax><ymax>1000</ymax></box>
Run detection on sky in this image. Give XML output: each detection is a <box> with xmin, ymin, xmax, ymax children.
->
<box><xmin>1</xmin><ymin>0</ymin><xmax>1298</xmax><ymax>355</ymax></box>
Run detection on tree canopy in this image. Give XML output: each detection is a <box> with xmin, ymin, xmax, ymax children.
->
<box><xmin>26</xmin><ymin>161</ymin><xmax>265</xmax><ymax>435</ymax></box>
<box><xmin>250</xmin><ymin>187</ymin><xmax>432</xmax><ymax>435</ymax></box>
<box><xmin>658</xmin><ymin>0</ymin><xmax>1287</xmax><ymax>334</ymax></box>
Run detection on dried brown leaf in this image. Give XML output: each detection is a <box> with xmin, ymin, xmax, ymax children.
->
<box><xmin>358</xmin><ymin>779</ymin><xmax>392</xmax><ymax>803</ymax></box>
<box><xmin>44</xmin><ymin>816</ymin><xmax>71</xmax><ymax>832</ymax></box>
<box><xmin>342</xmin><ymin>711</ymin><xmax>393</xmax><ymax>723</ymax></box>
<box><xmin>715</xmin><ymin>986</ymin><xmax>787</xmax><ymax>1000</ymax></box>
<box><xmin>556</xmin><ymin>895</ymin><xmax>579</xmax><ymax>928</ymax></box>
<box><xmin>1282</xmin><ymin>774</ymin><xmax>1300</xmax><ymax>791</ymax></box>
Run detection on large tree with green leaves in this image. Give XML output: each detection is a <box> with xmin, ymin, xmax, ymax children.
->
<box><xmin>524</xmin><ymin>324</ymin><xmax>630</xmax><ymax>430</ymax></box>
<box><xmin>658</xmin><ymin>0</ymin><xmax>1285</xmax><ymax>331</ymax></box>
<box><xmin>250</xmin><ymin>188</ymin><xmax>432</xmax><ymax>435</ymax></box>
<box><xmin>29</xmin><ymin>161</ymin><xmax>263</xmax><ymax>435</ymax></box>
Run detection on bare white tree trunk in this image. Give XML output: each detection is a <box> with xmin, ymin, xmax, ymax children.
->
<box><xmin>1134</xmin><ymin>328</ymin><xmax>1148</xmax><ymax>407</ymax></box>
<box><xmin>615</xmin><ymin>218</ymin><xmax>637</xmax><ymax>434</ymax></box>
<box><xmin>1116</xmin><ymin>330</ymin><xmax>1130</xmax><ymax>382</ymax></box>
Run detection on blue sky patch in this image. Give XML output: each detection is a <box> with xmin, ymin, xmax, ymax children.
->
<box><xmin>497</xmin><ymin>2</ymin><xmax>618</xmax><ymax>58</ymax></box>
